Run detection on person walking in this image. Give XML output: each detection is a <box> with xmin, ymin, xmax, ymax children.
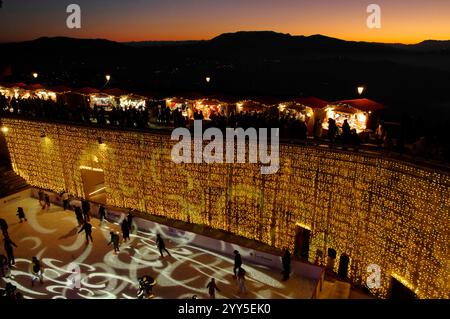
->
<box><xmin>61</xmin><ymin>191</ymin><xmax>70</xmax><ymax>211</ymax></box>
<box><xmin>75</xmin><ymin>206</ymin><xmax>84</xmax><ymax>227</ymax></box>
<box><xmin>121</xmin><ymin>220</ymin><xmax>130</xmax><ymax>242</ymax></box>
<box><xmin>206</xmin><ymin>278</ymin><xmax>221</xmax><ymax>299</ymax></box>
<box><xmin>16</xmin><ymin>207</ymin><xmax>27</xmax><ymax>223</ymax></box>
<box><xmin>0</xmin><ymin>218</ymin><xmax>8</xmax><ymax>237</ymax></box>
<box><xmin>156</xmin><ymin>234</ymin><xmax>171</xmax><ymax>258</ymax></box>
<box><xmin>3</xmin><ymin>236</ymin><xmax>18</xmax><ymax>266</ymax></box>
<box><xmin>233</xmin><ymin>250</ymin><xmax>242</xmax><ymax>278</ymax></box>
<box><xmin>30</xmin><ymin>256</ymin><xmax>44</xmax><ymax>286</ymax></box>
<box><xmin>78</xmin><ymin>221</ymin><xmax>93</xmax><ymax>243</ymax></box>
<box><xmin>237</xmin><ymin>267</ymin><xmax>247</xmax><ymax>295</ymax></box>
<box><xmin>82</xmin><ymin>199</ymin><xmax>90</xmax><ymax>222</ymax></box>
<box><xmin>281</xmin><ymin>248</ymin><xmax>291</xmax><ymax>281</ymax></box>
<box><xmin>108</xmin><ymin>232</ymin><xmax>120</xmax><ymax>253</ymax></box>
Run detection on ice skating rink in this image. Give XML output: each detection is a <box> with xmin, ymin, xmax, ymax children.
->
<box><xmin>1</xmin><ymin>197</ymin><xmax>316</xmax><ymax>299</ymax></box>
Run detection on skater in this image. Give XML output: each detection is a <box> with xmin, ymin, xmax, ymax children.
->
<box><xmin>75</xmin><ymin>206</ymin><xmax>84</xmax><ymax>226</ymax></box>
<box><xmin>137</xmin><ymin>275</ymin><xmax>156</xmax><ymax>299</ymax></box>
<box><xmin>281</xmin><ymin>248</ymin><xmax>291</xmax><ymax>281</ymax></box>
<box><xmin>78</xmin><ymin>221</ymin><xmax>93</xmax><ymax>243</ymax></box>
<box><xmin>61</xmin><ymin>191</ymin><xmax>70</xmax><ymax>210</ymax></box>
<box><xmin>38</xmin><ymin>189</ymin><xmax>45</xmax><ymax>206</ymax></box>
<box><xmin>3</xmin><ymin>236</ymin><xmax>18</xmax><ymax>266</ymax></box>
<box><xmin>156</xmin><ymin>234</ymin><xmax>171</xmax><ymax>258</ymax></box>
<box><xmin>43</xmin><ymin>194</ymin><xmax>51</xmax><ymax>210</ymax></box>
<box><xmin>0</xmin><ymin>254</ymin><xmax>8</xmax><ymax>277</ymax></box>
<box><xmin>206</xmin><ymin>278</ymin><xmax>221</xmax><ymax>299</ymax></box>
<box><xmin>237</xmin><ymin>267</ymin><xmax>247</xmax><ymax>295</ymax></box>
<box><xmin>108</xmin><ymin>232</ymin><xmax>120</xmax><ymax>253</ymax></box>
<box><xmin>98</xmin><ymin>205</ymin><xmax>107</xmax><ymax>223</ymax></box>
<box><xmin>0</xmin><ymin>218</ymin><xmax>8</xmax><ymax>237</ymax></box>
<box><xmin>30</xmin><ymin>256</ymin><xmax>44</xmax><ymax>286</ymax></box>
<box><xmin>127</xmin><ymin>212</ymin><xmax>133</xmax><ymax>230</ymax></box>
<box><xmin>121</xmin><ymin>220</ymin><xmax>130</xmax><ymax>242</ymax></box>
<box><xmin>82</xmin><ymin>199</ymin><xmax>90</xmax><ymax>221</ymax></box>
<box><xmin>16</xmin><ymin>207</ymin><xmax>27</xmax><ymax>223</ymax></box>
<box><xmin>233</xmin><ymin>250</ymin><xmax>242</xmax><ymax>278</ymax></box>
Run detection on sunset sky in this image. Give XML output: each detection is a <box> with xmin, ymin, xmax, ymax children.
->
<box><xmin>0</xmin><ymin>0</ymin><xmax>449</xmax><ymax>43</ymax></box>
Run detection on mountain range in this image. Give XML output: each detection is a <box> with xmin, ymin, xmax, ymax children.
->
<box><xmin>1</xmin><ymin>31</ymin><xmax>449</xmax><ymax>126</ymax></box>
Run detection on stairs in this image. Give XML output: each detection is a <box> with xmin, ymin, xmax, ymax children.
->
<box><xmin>0</xmin><ymin>165</ymin><xmax>29</xmax><ymax>198</ymax></box>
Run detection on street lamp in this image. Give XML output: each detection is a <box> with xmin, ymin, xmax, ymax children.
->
<box><xmin>32</xmin><ymin>72</ymin><xmax>38</xmax><ymax>79</ymax></box>
<box><xmin>357</xmin><ymin>86</ymin><xmax>365</xmax><ymax>96</ymax></box>
<box><xmin>205</xmin><ymin>77</ymin><xmax>211</xmax><ymax>83</ymax></box>
<box><xmin>105</xmin><ymin>74</ymin><xmax>111</xmax><ymax>82</ymax></box>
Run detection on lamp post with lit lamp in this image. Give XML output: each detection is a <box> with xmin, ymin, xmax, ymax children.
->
<box><xmin>357</xmin><ymin>85</ymin><xmax>365</xmax><ymax>96</ymax></box>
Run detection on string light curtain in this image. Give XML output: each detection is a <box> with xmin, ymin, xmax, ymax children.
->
<box><xmin>2</xmin><ymin>118</ymin><xmax>449</xmax><ymax>299</ymax></box>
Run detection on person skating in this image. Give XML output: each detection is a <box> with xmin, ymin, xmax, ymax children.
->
<box><xmin>78</xmin><ymin>221</ymin><xmax>93</xmax><ymax>243</ymax></box>
<box><xmin>0</xmin><ymin>254</ymin><xmax>8</xmax><ymax>278</ymax></box>
<box><xmin>82</xmin><ymin>199</ymin><xmax>90</xmax><ymax>222</ymax></box>
<box><xmin>281</xmin><ymin>248</ymin><xmax>291</xmax><ymax>281</ymax></box>
<box><xmin>98</xmin><ymin>205</ymin><xmax>107</xmax><ymax>224</ymax></box>
<box><xmin>237</xmin><ymin>267</ymin><xmax>247</xmax><ymax>295</ymax></box>
<box><xmin>43</xmin><ymin>194</ymin><xmax>51</xmax><ymax>210</ymax></box>
<box><xmin>74</xmin><ymin>206</ymin><xmax>84</xmax><ymax>227</ymax></box>
<box><xmin>233</xmin><ymin>250</ymin><xmax>242</xmax><ymax>278</ymax></box>
<box><xmin>16</xmin><ymin>207</ymin><xmax>27</xmax><ymax>223</ymax></box>
<box><xmin>121</xmin><ymin>220</ymin><xmax>130</xmax><ymax>242</ymax></box>
<box><xmin>206</xmin><ymin>278</ymin><xmax>221</xmax><ymax>299</ymax></box>
<box><xmin>127</xmin><ymin>212</ymin><xmax>133</xmax><ymax>230</ymax></box>
<box><xmin>3</xmin><ymin>236</ymin><xmax>18</xmax><ymax>266</ymax></box>
<box><xmin>61</xmin><ymin>191</ymin><xmax>70</xmax><ymax>210</ymax></box>
<box><xmin>0</xmin><ymin>218</ymin><xmax>8</xmax><ymax>237</ymax></box>
<box><xmin>108</xmin><ymin>232</ymin><xmax>120</xmax><ymax>253</ymax></box>
<box><xmin>156</xmin><ymin>234</ymin><xmax>171</xmax><ymax>258</ymax></box>
<box><xmin>38</xmin><ymin>189</ymin><xmax>45</xmax><ymax>207</ymax></box>
<box><xmin>30</xmin><ymin>256</ymin><xmax>44</xmax><ymax>286</ymax></box>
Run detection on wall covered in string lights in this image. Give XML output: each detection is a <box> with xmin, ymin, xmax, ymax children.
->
<box><xmin>1</xmin><ymin>118</ymin><xmax>449</xmax><ymax>299</ymax></box>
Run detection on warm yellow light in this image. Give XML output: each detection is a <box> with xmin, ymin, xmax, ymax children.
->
<box><xmin>205</xmin><ymin>77</ymin><xmax>211</xmax><ymax>83</ymax></box>
<box><xmin>1</xmin><ymin>126</ymin><xmax>8</xmax><ymax>133</ymax></box>
<box><xmin>357</xmin><ymin>86</ymin><xmax>365</xmax><ymax>95</ymax></box>
<box><xmin>105</xmin><ymin>75</ymin><xmax>111</xmax><ymax>81</ymax></box>
<box><xmin>357</xmin><ymin>113</ymin><xmax>367</xmax><ymax>123</ymax></box>
<box><xmin>32</xmin><ymin>72</ymin><xmax>38</xmax><ymax>79</ymax></box>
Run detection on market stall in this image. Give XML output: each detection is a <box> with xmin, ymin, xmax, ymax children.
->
<box><xmin>119</xmin><ymin>93</ymin><xmax>147</xmax><ymax>109</ymax></box>
<box><xmin>280</xmin><ymin>97</ymin><xmax>329</xmax><ymax>135</ymax></box>
<box><xmin>323</xmin><ymin>99</ymin><xmax>385</xmax><ymax>133</ymax></box>
<box><xmin>193</xmin><ymin>99</ymin><xmax>226</xmax><ymax>119</ymax></box>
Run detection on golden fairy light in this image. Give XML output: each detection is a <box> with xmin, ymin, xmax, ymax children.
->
<box><xmin>1</xmin><ymin>118</ymin><xmax>449</xmax><ymax>299</ymax></box>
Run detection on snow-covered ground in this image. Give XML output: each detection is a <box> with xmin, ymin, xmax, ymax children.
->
<box><xmin>1</xmin><ymin>197</ymin><xmax>316</xmax><ymax>299</ymax></box>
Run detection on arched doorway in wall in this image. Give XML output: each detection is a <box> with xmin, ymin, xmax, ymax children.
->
<box><xmin>80</xmin><ymin>167</ymin><xmax>106</xmax><ymax>204</ymax></box>
<box><xmin>294</xmin><ymin>223</ymin><xmax>311</xmax><ymax>261</ymax></box>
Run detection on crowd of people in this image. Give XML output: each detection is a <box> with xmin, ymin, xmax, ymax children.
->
<box><xmin>1</xmin><ymin>94</ymin><xmax>449</xmax><ymax>162</ymax></box>
<box><xmin>0</xmin><ymin>190</ymin><xmax>293</xmax><ymax>300</ymax></box>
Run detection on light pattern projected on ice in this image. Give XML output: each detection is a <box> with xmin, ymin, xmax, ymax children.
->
<box><xmin>0</xmin><ymin>198</ymin><xmax>315</xmax><ymax>299</ymax></box>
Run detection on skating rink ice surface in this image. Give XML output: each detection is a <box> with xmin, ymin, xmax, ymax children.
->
<box><xmin>0</xmin><ymin>197</ymin><xmax>316</xmax><ymax>299</ymax></box>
